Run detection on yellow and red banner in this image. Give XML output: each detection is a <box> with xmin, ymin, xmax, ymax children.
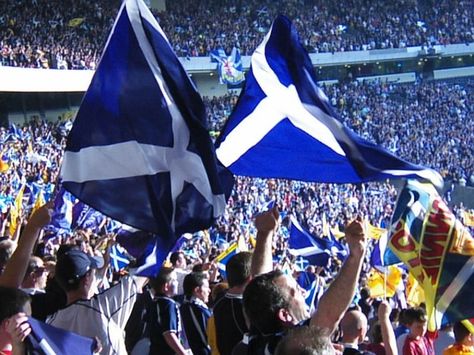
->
<box><xmin>387</xmin><ymin>180</ymin><xmax>474</xmax><ymax>331</ymax></box>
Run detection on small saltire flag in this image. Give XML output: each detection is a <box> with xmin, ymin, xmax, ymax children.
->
<box><xmin>386</xmin><ymin>179</ymin><xmax>474</xmax><ymax>331</ymax></box>
<box><xmin>60</xmin><ymin>0</ymin><xmax>233</xmax><ymax>240</ymax></box>
<box><xmin>110</xmin><ymin>244</ymin><xmax>131</xmax><ymax>271</ymax></box>
<box><xmin>305</xmin><ymin>279</ymin><xmax>324</xmax><ymax>315</ymax></box>
<box><xmin>215</xmin><ymin>15</ymin><xmax>442</xmax><ymax>187</ymax></box>
<box><xmin>26</xmin><ymin>317</ymin><xmax>96</xmax><ymax>354</ymax></box>
<box><xmin>288</xmin><ymin>217</ymin><xmax>332</xmax><ymax>267</ymax></box>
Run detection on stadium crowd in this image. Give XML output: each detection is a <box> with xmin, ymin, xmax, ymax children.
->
<box><xmin>1</xmin><ymin>0</ymin><xmax>474</xmax><ymax>69</ymax></box>
<box><xmin>0</xmin><ymin>74</ymin><xmax>473</xmax><ymax>353</ymax></box>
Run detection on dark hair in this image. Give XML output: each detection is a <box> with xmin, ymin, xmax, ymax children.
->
<box><xmin>149</xmin><ymin>267</ymin><xmax>174</xmax><ymax>293</ymax></box>
<box><xmin>275</xmin><ymin>325</ymin><xmax>333</xmax><ymax>355</ymax></box>
<box><xmin>0</xmin><ymin>287</ymin><xmax>31</xmax><ymax>323</ymax></box>
<box><xmin>405</xmin><ymin>307</ymin><xmax>426</xmax><ymax>325</ymax></box>
<box><xmin>183</xmin><ymin>272</ymin><xmax>207</xmax><ymax>297</ymax></box>
<box><xmin>226</xmin><ymin>252</ymin><xmax>252</xmax><ymax>288</ymax></box>
<box><xmin>243</xmin><ymin>270</ymin><xmax>289</xmax><ymax>334</ymax></box>
<box><xmin>453</xmin><ymin>321</ymin><xmax>471</xmax><ymax>343</ymax></box>
<box><xmin>170</xmin><ymin>251</ymin><xmax>184</xmax><ymax>266</ymax></box>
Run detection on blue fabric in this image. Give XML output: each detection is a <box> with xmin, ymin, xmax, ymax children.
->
<box><xmin>26</xmin><ymin>317</ymin><xmax>96</xmax><ymax>354</ymax></box>
<box><xmin>288</xmin><ymin>218</ymin><xmax>332</xmax><ymax>267</ymax></box>
<box><xmin>61</xmin><ymin>0</ymin><xmax>233</xmax><ymax>248</ymax></box>
<box><xmin>216</xmin><ymin>15</ymin><xmax>442</xmax><ymax>187</ymax></box>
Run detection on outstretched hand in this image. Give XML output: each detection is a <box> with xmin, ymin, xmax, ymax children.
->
<box><xmin>344</xmin><ymin>216</ymin><xmax>367</xmax><ymax>258</ymax></box>
<box><xmin>27</xmin><ymin>201</ymin><xmax>54</xmax><ymax>230</ymax></box>
<box><xmin>255</xmin><ymin>206</ymin><xmax>279</xmax><ymax>233</ymax></box>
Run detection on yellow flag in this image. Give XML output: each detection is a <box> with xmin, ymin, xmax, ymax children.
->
<box><xmin>31</xmin><ymin>190</ymin><xmax>45</xmax><ymax>216</ymax></box>
<box><xmin>366</xmin><ymin>223</ymin><xmax>387</xmax><ymax>240</ymax></box>
<box><xmin>463</xmin><ymin>210</ymin><xmax>474</xmax><ymax>227</ymax></box>
<box><xmin>9</xmin><ymin>184</ymin><xmax>25</xmax><ymax>236</ymax></box>
<box><xmin>0</xmin><ymin>159</ymin><xmax>9</xmax><ymax>173</ymax></box>
<box><xmin>366</xmin><ymin>266</ymin><xmax>402</xmax><ymax>298</ymax></box>
<box><xmin>406</xmin><ymin>273</ymin><xmax>425</xmax><ymax>307</ymax></box>
<box><xmin>68</xmin><ymin>17</ymin><xmax>84</xmax><ymax>27</ymax></box>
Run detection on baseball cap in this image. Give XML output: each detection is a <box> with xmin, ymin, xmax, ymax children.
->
<box><xmin>55</xmin><ymin>250</ymin><xmax>104</xmax><ymax>285</ymax></box>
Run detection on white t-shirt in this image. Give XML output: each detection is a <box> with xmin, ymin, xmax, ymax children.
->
<box><xmin>47</xmin><ymin>276</ymin><xmax>138</xmax><ymax>355</ymax></box>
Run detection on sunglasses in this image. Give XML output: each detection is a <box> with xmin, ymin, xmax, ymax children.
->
<box><xmin>33</xmin><ymin>266</ymin><xmax>48</xmax><ymax>274</ymax></box>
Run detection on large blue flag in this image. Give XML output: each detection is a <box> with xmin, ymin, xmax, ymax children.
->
<box><xmin>60</xmin><ymin>0</ymin><xmax>233</xmax><ymax>238</ymax></box>
<box><xmin>288</xmin><ymin>217</ymin><xmax>331</xmax><ymax>267</ymax></box>
<box><xmin>215</xmin><ymin>15</ymin><xmax>442</xmax><ymax>187</ymax></box>
<box><xmin>26</xmin><ymin>317</ymin><xmax>96</xmax><ymax>355</ymax></box>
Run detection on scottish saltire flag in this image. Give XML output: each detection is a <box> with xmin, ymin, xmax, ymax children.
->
<box><xmin>60</xmin><ymin>0</ymin><xmax>233</xmax><ymax>239</ymax></box>
<box><xmin>387</xmin><ymin>179</ymin><xmax>474</xmax><ymax>331</ymax></box>
<box><xmin>110</xmin><ymin>244</ymin><xmax>130</xmax><ymax>271</ymax></box>
<box><xmin>288</xmin><ymin>217</ymin><xmax>331</xmax><ymax>267</ymax></box>
<box><xmin>215</xmin><ymin>15</ymin><xmax>442</xmax><ymax>187</ymax></box>
<box><xmin>210</xmin><ymin>47</ymin><xmax>245</xmax><ymax>85</ymax></box>
<box><xmin>27</xmin><ymin>317</ymin><xmax>96</xmax><ymax>355</ymax></box>
<box><xmin>305</xmin><ymin>279</ymin><xmax>324</xmax><ymax>315</ymax></box>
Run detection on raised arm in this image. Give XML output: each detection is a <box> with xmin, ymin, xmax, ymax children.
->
<box><xmin>251</xmin><ymin>206</ymin><xmax>279</xmax><ymax>276</ymax></box>
<box><xmin>310</xmin><ymin>217</ymin><xmax>367</xmax><ymax>333</ymax></box>
<box><xmin>0</xmin><ymin>203</ymin><xmax>52</xmax><ymax>288</ymax></box>
<box><xmin>378</xmin><ymin>301</ymin><xmax>397</xmax><ymax>355</ymax></box>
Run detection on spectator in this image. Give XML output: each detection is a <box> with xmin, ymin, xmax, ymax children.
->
<box><xmin>213</xmin><ymin>251</ymin><xmax>252</xmax><ymax>355</ymax></box>
<box><xmin>443</xmin><ymin>321</ymin><xmax>474</xmax><ymax>355</ymax></box>
<box><xmin>147</xmin><ymin>266</ymin><xmax>190</xmax><ymax>355</ymax></box>
<box><xmin>46</xmin><ymin>248</ymin><xmax>146</xmax><ymax>354</ymax></box>
<box><xmin>20</xmin><ymin>256</ymin><xmax>49</xmax><ymax>295</ymax></box>
<box><xmin>339</xmin><ymin>310</ymin><xmax>374</xmax><ymax>354</ymax></box>
<box><xmin>181</xmin><ymin>271</ymin><xmax>212</xmax><ymax>355</ymax></box>
<box><xmin>243</xmin><ymin>212</ymin><xmax>367</xmax><ymax>354</ymax></box>
<box><xmin>170</xmin><ymin>250</ymin><xmax>190</xmax><ymax>296</ymax></box>
<box><xmin>0</xmin><ymin>286</ymin><xmax>31</xmax><ymax>355</ymax></box>
<box><xmin>399</xmin><ymin>307</ymin><xmax>435</xmax><ymax>355</ymax></box>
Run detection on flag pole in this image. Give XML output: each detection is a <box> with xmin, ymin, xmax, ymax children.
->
<box><xmin>383</xmin><ymin>267</ymin><xmax>387</xmax><ymax>300</ymax></box>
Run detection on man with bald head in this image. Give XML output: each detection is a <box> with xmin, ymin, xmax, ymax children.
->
<box><xmin>340</xmin><ymin>309</ymin><xmax>374</xmax><ymax>355</ymax></box>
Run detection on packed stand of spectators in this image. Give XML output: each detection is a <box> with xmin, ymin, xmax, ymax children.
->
<box><xmin>1</xmin><ymin>0</ymin><xmax>474</xmax><ymax>69</ymax></box>
<box><xmin>0</xmin><ymin>77</ymin><xmax>473</xmax><ymax>353</ymax></box>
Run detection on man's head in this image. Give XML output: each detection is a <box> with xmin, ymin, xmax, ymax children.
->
<box><xmin>226</xmin><ymin>251</ymin><xmax>252</xmax><ymax>288</ymax></box>
<box><xmin>55</xmin><ymin>250</ymin><xmax>103</xmax><ymax>297</ymax></box>
<box><xmin>183</xmin><ymin>272</ymin><xmax>210</xmax><ymax>303</ymax></box>
<box><xmin>149</xmin><ymin>267</ymin><xmax>178</xmax><ymax>297</ymax></box>
<box><xmin>170</xmin><ymin>251</ymin><xmax>186</xmax><ymax>269</ymax></box>
<box><xmin>0</xmin><ymin>287</ymin><xmax>31</xmax><ymax>344</ymax></box>
<box><xmin>453</xmin><ymin>321</ymin><xmax>474</xmax><ymax>346</ymax></box>
<box><xmin>22</xmin><ymin>256</ymin><xmax>48</xmax><ymax>290</ymax></box>
<box><xmin>243</xmin><ymin>270</ymin><xmax>309</xmax><ymax>335</ymax></box>
<box><xmin>275</xmin><ymin>325</ymin><xmax>335</xmax><ymax>355</ymax></box>
<box><xmin>405</xmin><ymin>307</ymin><xmax>427</xmax><ymax>339</ymax></box>
<box><xmin>340</xmin><ymin>310</ymin><xmax>368</xmax><ymax>344</ymax></box>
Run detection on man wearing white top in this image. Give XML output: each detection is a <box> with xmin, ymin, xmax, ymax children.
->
<box><xmin>47</xmin><ymin>249</ymin><xmax>147</xmax><ymax>355</ymax></box>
